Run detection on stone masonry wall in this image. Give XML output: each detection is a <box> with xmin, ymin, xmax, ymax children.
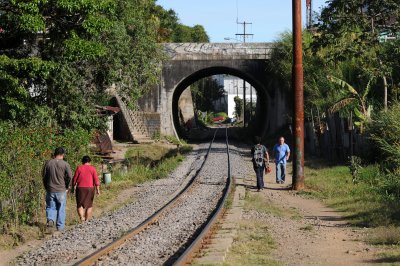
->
<box><xmin>142</xmin><ymin>112</ymin><xmax>161</xmax><ymax>138</ymax></box>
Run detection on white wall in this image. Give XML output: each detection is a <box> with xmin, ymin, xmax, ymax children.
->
<box><xmin>223</xmin><ymin>75</ymin><xmax>257</xmax><ymax>118</ymax></box>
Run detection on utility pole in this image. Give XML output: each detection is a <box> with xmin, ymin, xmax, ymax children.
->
<box><xmin>292</xmin><ymin>0</ymin><xmax>305</xmax><ymax>190</ymax></box>
<box><xmin>306</xmin><ymin>0</ymin><xmax>312</xmax><ymax>29</ymax></box>
<box><xmin>236</xmin><ymin>21</ymin><xmax>253</xmax><ymax>127</ymax></box>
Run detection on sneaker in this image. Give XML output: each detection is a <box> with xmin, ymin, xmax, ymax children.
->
<box><xmin>46</xmin><ymin>220</ymin><xmax>55</xmax><ymax>234</ymax></box>
<box><xmin>52</xmin><ymin>229</ymin><xmax>63</xmax><ymax>237</ymax></box>
<box><xmin>47</xmin><ymin>220</ymin><xmax>54</xmax><ymax>227</ymax></box>
<box><xmin>257</xmin><ymin>189</ymin><xmax>260</xmax><ymax>192</ymax></box>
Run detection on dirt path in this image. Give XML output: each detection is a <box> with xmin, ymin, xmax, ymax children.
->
<box><xmin>244</xmin><ymin>163</ymin><xmax>381</xmax><ymax>266</ymax></box>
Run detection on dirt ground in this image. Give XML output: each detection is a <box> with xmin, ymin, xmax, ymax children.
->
<box><xmin>244</xmin><ymin>163</ymin><xmax>383</xmax><ymax>266</ymax></box>
<box><xmin>0</xmin><ymin>145</ymin><xmax>387</xmax><ymax>266</ymax></box>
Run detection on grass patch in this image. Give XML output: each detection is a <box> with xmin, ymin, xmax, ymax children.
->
<box><xmin>304</xmin><ymin>159</ymin><xmax>397</xmax><ymax>227</ymax></box>
<box><xmin>374</xmin><ymin>250</ymin><xmax>400</xmax><ymax>264</ymax></box>
<box><xmin>367</xmin><ymin>226</ymin><xmax>400</xmax><ymax>245</ymax></box>
<box><xmin>244</xmin><ymin>193</ymin><xmax>285</xmax><ymax>217</ymax></box>
<box><xmin>224</xmin><ymin>220</ymin><xmax>280</xmax><ymax>266</ymax></box>
<box><xmin>303</xmin><ymin>158</ymin><xmax>400</xmax><ymax>256</ymax></box>
<box><xmin>244</xmin><ymin>192</ymin><xmax>302</xmax><ymax>219</ymax></box>
<box><xmin>299</xmin><ymin>224</ymin><xmax>313</xmax><ymax>231</ymax></box>
<box><xmin>224</xmin><ymin>178</ymin><xmax>236</xmax><ymax>210</ymax></box>
<box><xmin>224</xmin><ymin>189</ymin><xmax>281</xmax><ymax>265</ymax></box>
<box><xmin>125</xmin><ymin>144</ymin><xmax>170</xmax><ymax>161</ymax></box>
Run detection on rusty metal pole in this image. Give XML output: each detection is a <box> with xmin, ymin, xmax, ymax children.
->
<box><xmin>292</xmin><ymin>0</ymin><xmax>305</xmax><ymax>190</ymax></box>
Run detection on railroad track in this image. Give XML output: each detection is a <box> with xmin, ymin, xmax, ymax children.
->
<box><xmin>74</xmin><ymin>127</ymin><xmax>232</xmax><ymax>266</ymax></box>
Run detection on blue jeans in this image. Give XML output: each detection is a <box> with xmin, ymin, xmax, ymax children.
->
<box><xmin>276</xmin><ymin>163</ymin><xmax>286</xmax><ymax>183</ymax></box>
<box><xmin>46</xmin><ymin>191</ymin><xmax>67</xmax><ymax>230</ymax></box>
<box><xmin>255</xmin><ymin>166</ymin><xmax>265</xmax><ymax>190</ymax></box>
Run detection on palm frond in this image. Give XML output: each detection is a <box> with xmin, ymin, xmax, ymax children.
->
<box><xmin>354</xmin><ymin>107</ymin><xmax>366</xmax><ymax>121</ymax></box>
<box><xmin>362</xmin><ymin>78</ymin><xmax>373</xmax><ymax>101</ymax></box>
<box><xmin>328</xmin><ymin>97</ymin><xmax>357</xmax><ymax>114</ymax></box>
<box><xmin>327</xmin><ymin>75</ymin><xmax>358</xmax><ymax>96</ymax></box>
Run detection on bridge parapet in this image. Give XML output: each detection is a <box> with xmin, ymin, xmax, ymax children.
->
<box><xmin>163</xmin><ymin>43</ymin><xmax>273</xmax><ymax>60</ymax></box>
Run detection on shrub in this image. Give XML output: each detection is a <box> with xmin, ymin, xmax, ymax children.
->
<box><xmin>234</xmin><ymin>96</ymin><xmax>243</xmax><ymax>119</ymax></box>
<box><xmin>214</xmin><ymin>112</ymin><xmax>228</xmax><ymax>119</ymax></box>
<box><xmin>0</xmin><ymin>122</ymin><xmax>91</xmax><ymax>229</ymax></box>
<box><xmin>367</xmin><ymin>103</ymin><xmax>400</xmax><ymax>172</ymax></box>
<box><xmin>366</xmin><ymin>103</ymin><xmax>400</xmax><ymax>203</ymax></box>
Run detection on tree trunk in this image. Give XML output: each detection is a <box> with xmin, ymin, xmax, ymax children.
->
<box><xmin>383</xmin><ymin>75</ymin><xmax>388</xmax><ymax>111</ymax></box>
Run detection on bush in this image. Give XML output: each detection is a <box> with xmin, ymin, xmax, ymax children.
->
<box><xmin>367</xmin><ymin>103</ymin><xmax>400</xmax><ymax>172</ymax></box>
<box><xmin>214</xmin><ymin>112</ymin><xmax>228</xmax><ymax>119</ymax></box>
<box><xmin>365</xmin><ymin>103</ymin><xmax>400</xmax><ymax>203</ymax></box>
<box><xmin>196</xmin><ymin>110</ymin><xmax>214</xmax><ymax>127</ymax></box>
<box><xmin>0</xmin><ymin>122</ymin><xmax>91</xmax><ymax>229</ymax></box>
<box><xmin>234</xmin><ymin>96</ymin><xmax>243</xmax><ymax>119</ymax></box>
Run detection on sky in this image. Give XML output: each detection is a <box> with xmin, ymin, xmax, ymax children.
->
<box><xmin>156</xmin><ymin>0</ymin><xmax>328</xmax><ymax>42</ymax></box>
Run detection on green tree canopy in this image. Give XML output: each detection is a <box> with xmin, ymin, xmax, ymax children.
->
<box><xmin>151</xmin><ymin>5</ymin><xmax>209</xmax><ymax>43</ymax></box>
<box><xmin>313</xmin><ymin>0</ymin><xmax>400</xmax><ymax>108</ymax></box>
<box><xmin>0</xmin><ymin>0</ymin><xmax>163</xmax><ymax>129</ymax></box>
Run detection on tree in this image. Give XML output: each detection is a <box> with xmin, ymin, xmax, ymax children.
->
<box><xmin>151</xmin><ymin>5</ymin><xmax>209</xmax><ymax>43</ymax></box>
<box><xmin>189</xmin><ymin>25</ymin><xmax>209</xmax><ymax>42</ymax></box>
<box><xmin>269</xmin><ymin>31</ymin><xmax>343</xmax><ymax>118</ymax></box>
<box><xmin>313</xmin><ymin>0</ymin><xmax>400</xmax><ymax>110</ymax></box>
<box><xmin>234</xmin><ymin>96</ymin><xmax>243</xmax><ymax>120</ymax></box>
<box><xmin>190</xmin><ymin>76</ymin><xmax>224</xmax><ymax>112</ymax></box>
<box><xmin>0</xmin><ymin>0</ymin><xmax>162</xmax><ymax>129</ymax></box>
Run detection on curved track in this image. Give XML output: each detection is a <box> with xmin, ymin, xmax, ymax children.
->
<box><xmin>75</xmin><ymin>128</ymin><xmax>232</xmax><ymax>265</ymax></box>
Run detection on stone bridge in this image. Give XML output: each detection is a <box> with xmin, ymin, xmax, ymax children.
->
<box><xmin>132</xmin><ymin>42</ymin><xmax>291</xmax><ymax>140</ymax></box>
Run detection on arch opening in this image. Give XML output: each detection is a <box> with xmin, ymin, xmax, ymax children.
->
<box><xmin>172</xmin><ymin>66</ymin><xmax>270</xmax><ymax>139</ymax></box>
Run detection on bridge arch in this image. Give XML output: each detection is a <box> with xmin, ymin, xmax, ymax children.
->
<box><xmin>172</xmin><ymin>66</ymin><xmax>269</xmax><ymax>138</ymax></box>
<box><xmin>136</xmin><ymin>43</ymin><xmax>291</xmax><ymax>141</ymax></box>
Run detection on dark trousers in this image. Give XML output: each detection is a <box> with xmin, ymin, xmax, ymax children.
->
<box><xmin>254</xmin><ymin>166</ymin><xmax>265</xmax><ymax>190</ymax></box>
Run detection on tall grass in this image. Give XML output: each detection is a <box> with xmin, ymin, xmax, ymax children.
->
<box><xmin>304</xmin><ymin>160</ymin><xmax>400</xmax><ymax>227</ymax></box>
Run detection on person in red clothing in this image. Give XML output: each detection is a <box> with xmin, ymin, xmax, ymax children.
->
<box><xmin>72</xmin><ymin>156</ymin><xmax>100</xmax><ymax>222</ymax></box>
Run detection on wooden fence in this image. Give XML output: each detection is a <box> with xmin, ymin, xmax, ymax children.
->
<box><xmin>304</xmin><ymin>113</ymin><xmax>369</xmax><ymax>163</ymax></box>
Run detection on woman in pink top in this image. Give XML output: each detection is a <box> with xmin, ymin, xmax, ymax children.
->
<box><xmin>72</xmin><ymin>156</ymin><xmax>100</xmax><ymax>222</ymax></box>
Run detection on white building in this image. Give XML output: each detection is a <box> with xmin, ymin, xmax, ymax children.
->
<box><xmin>222</xmin><ymin>75</ymin><xmax>257</xmax><ymax>118</ymax></box>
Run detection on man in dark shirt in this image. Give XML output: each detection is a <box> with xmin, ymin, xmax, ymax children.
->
<box><xmin>43</xmin><ymin>147</ymin><xmax>72</xmax><ymax>231</ymax></box>
<box><xmin>251</xmin><ymin>136</ymin><xmax>269</xmax><ymax>191</ymax></box>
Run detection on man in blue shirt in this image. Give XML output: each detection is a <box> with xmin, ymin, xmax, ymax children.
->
<box><xmin>273</xmin><ymin>136</ymin><xmax>290</xmax><ymax>184</ymax></box>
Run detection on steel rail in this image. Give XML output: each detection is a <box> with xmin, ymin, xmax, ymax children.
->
<box><xmin>74</xmin><ymin>129</ymin><xmax>220</xmax><ymax>266</ymax></box>
<box><xmin>173</xmin><ymin>126</ymin><xmax>232</xmax><ymax>266</ymax></box>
